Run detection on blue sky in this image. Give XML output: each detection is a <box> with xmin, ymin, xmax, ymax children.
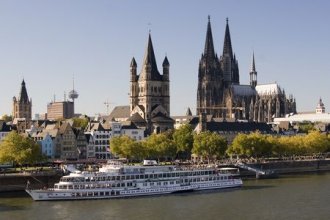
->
<box><xmin>0</xmin><ymin>0</ymin><xmax>329</xmax><ymax>117</ymax></box>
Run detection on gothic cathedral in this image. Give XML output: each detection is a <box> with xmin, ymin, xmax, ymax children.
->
<box><xmin>197</xmin><ymin>17</ymin><xmax>296</xmax><ymax>122</ymax></box>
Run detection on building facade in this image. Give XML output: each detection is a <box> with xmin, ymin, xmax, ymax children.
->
<box><xmin>39</xmin><ymin>133</ymin><xmax>55</xmax><ymax>159</ymax></box>
<box><xmin>85</xmin><ymin>121</ymin><xmax>111</xmax><ymax>160</ymax></box>
<box><xmin>197</xmin><ymin>17</ymin><xmax>296</xmax><ymax>122</ymax></box>
<box><xmin>47</xmin><ymin>101</ymin><xmax>74</xmax><ymax>120</ymax></box>
<box><xmin>75</xmin><ymin>128</ymin><xmax>88</xmax><ymax>159</ymax></box>
<box><xmin>58</xmin><ymin>122</ymin><xmax>78</xmax><ymax>160</ymax></box>
<box><xmin>13</xmin><ymin>80</ymin><xmax>32</xmax><ymax>120</ymax></box>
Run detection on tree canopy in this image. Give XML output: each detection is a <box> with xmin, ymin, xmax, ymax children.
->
<box><xmin>0</xmin><ymin>131</ymin><xmax>42</xmax><ymax>165</ymax></box>
<box><xmin>72</xmin><ymin>117</ymin><xmax>89</xmax><ymax>129</ymax></box>
<box><xmin>193</xmin><ymin>131</ymin><xmax>227</xmax><ymax>163</ymax></box>
<box><xmin>1</xmin><ymin>114</ymin><xmax>13</xmax><ymax>122</ymax></box>
<box><xmin>227</xmin><ymin>131</ymin><xmax>330</xmax><ymax>158</ymax></box>
<box><xmin>144</xmin><ymin>133</ymin><xmax>176</xmax><ymax>161</ymax></box>
<box><xmin>173</xmin><ymin>124</ymin><xmax>194</xmax><ymax>159</ymax></box>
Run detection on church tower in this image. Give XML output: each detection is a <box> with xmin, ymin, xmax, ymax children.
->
<box><xmin>220</xmin><ymin>18</ymin><xmax>239</xmax><ymax>87</ymax></box>
<box><xmin>316</xmin><ymin>98</ymin><xmax>325</xmax><ymax>114</ymax></box>
<box><xmin>250</xmin><ymin>52</ymin><xmax>257</xmax><ymax>87</ymax></box>
<box><xmin>13</xmin><ymin>79</ymin><xmax>32</xmax><ymax>120</ymax></box>
<box><xmin>129</xmin><ymin>33</ymin><xmax>170</xmax><ymax>131</ymax></box>
<box><xmin>197</xmin><ymin>16</ymin><xmax>223</xmax><ymax>117</ymax></box>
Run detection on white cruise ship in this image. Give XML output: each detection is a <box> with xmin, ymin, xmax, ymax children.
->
<box><xmin>26</xmin><ymin>160</ymin><xmax>243</xmax><ymax>201</ymax></box>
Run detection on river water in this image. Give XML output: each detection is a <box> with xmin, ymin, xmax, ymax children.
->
<box><xmin>1</xmin><ymin>173</ymin><xmax>330</xmax><ymax>220</ymax></box>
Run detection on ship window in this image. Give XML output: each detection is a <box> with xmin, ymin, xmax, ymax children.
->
<box><xmin>164</xmin><ymin>182</ymin><xmax>168</xmax><ymax>185</ymax></box>
<box><xmin>143</xmin><ymin>183</ymin><xmax>147</xmax><ymax>186</ymax></box>
<box><xmin>157</xmin><ymin>182</ymin><xmax>161</xmax><ymax>186</ymax></box>
<box><xmin>140</xmin><ymin>175</ymin><xmax>144</xmax><ymax>179</ymax></box>
<box><xmin>150</xmin><ymin>183</ymin><xmax>154</xmax><ymax>186</ymax></box>
<box><xmin>105</xmin><ymin>192</ymin><xmax>109</xmax><ymax>196</ymax></box>
<box><xmin>121</xmin><ymin>183</ymin><xmax>125</xmax><ymax>187</ymax></box>
<box><xmin>170</xmin><ymin>181</ymin><xmax>174</xmax><ymax>185</ymax></box>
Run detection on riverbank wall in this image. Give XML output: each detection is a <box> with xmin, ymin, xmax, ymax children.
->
<box><xmin>0</xmin><ymin>172</ymin><xmax>62</xmax><ymax>192</ymax></box>
<box><xmin>238</xmin><ymin>159</ymin><xmax>330</xmax><ymax>178</ymax></box>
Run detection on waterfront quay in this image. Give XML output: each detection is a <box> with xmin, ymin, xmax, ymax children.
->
<box><xmin>1</xmin><ymin>158</ymin><xmax>330</xmax><ymax>193</ymax></box>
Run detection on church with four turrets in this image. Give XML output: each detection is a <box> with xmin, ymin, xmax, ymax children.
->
<box><xmin>129</xmin><ymin>34</ymin><xmax>174</xmax><ymax>133</ymax></box>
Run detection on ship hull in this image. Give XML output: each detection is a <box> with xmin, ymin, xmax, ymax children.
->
<box><xmin>26</xmin><ymin>180</ymin><xmax>242</xmax><ymax>201</ymax></box>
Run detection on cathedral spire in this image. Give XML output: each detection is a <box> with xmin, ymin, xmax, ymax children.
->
<box><xmin>204</xmin><ymin>15</ymin><xmax>216</xmax><ymax>59</ymax></box>
<box><xmin>250</xmin><ymin>52</ymin><xmax>257</xmax><ymax>87</ymax></box>
<box><xmin>19</xmin><ymin>79</ymin><xmax>29</xmax><ymax>103</ymax></box>
<box><xmin>140</xmin><ymin>33</ymin><xmax>161</xmax><ymax>80</ymax></box>
<box><xmin>222</xmin><ymin>18</ymin><xmax>233</xmax><ymax>58</ymax></box>
<box><xmin>143</xmin><ymin>33</ymin><xmax>158</xmax><ymax>70</ymax></box>
<box><xmin>251</xmin><ymin>52</ymin><xmax>256</xmax><ymax>72</ymax></box>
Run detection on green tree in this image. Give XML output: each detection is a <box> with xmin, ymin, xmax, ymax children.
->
<box><xmin>227</xmin><ymin>133</ymin><xmax>249</xmax><ymax>157</ymax></box>
<box><xmin>193</xmin><ymin>131</ymin><xmax>227</xmax><ymax>163</ymax></box>
<box><xmin>110</xmin><ymin>135</ymin><xmax>135</xmax><ymax>160</ymax></box>
<box><xmin>0</xmin><ymin>131</ymin><xmax>41</xmax><ymax>165</ymax></box>
<box><xmin>298</xmin><ymin>122</ymin><xmax>315</xmax><ymax>133</ymax></box>
<box><xmin>228</xmin><ymin>132</ymin><xmax>273</xmax><ymax>158</ymax></box>
<box><xmin>145</xmin><ymin>133</ymin><xmax>177</xmax><ymax>161</ymax></box>
<box><xmin>303</xmin><ymin>131</ymin><xmax>329</xmax><ymax>154</ymax></box>
<box><xmin>130</xmin><ymin>141</ymin><xmax>147</xmax><ymax>162</ymax></box>
<box><xmin>1</xmin><ymin>114</ymin><xmax>13</xmax><ymax>122</ymax></box>
<box><xmin>72</xmin><ymin>117</ymin><xmax>89</xmax><ymax>129</ymax></box>
<box><xmin>173</xmin><ymin>124</ymin><xmax>194</xmax><ymax>159</ymax></box>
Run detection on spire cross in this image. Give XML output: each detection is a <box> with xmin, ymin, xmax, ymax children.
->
<box><xmin>104</xmin><ymin>100</ymin><xmax>110</xmax><ymax>115</ymax></box>
<box><xmin>104</xmin><ymin>100</ymin><xmax>114</xmax><ymax>115</ymax></box>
